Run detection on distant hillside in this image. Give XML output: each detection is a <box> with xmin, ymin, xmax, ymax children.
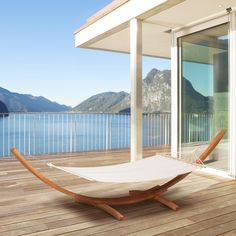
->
<box><xmin>73</xmin><ymin>68</ymin><xmax>211</xmax><ymax>113</ymax></box>
<box><xmin>73</xmin><ymin>91</ymin><xmax>129</xmax><ymax>113</ymax></box>
<box><xmin>0</xmin><ymin>100</ymin><xmax>8</xmax><ymax>114</ymax></box>
<box><xmin>181</xmin><ymin>77</ymin><xmax>212</xmax><ymax>113</ymax></box>
<box><xmin>0</xmin><ymin>87</ymin><xmax>71</xmax><ymax>112</ymax></box>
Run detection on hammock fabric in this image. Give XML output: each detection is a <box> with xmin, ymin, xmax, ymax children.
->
<box><xmin>11</xmin><ymin>129</ymin><xmax>225</xmax><ymax>220</ymax></box>
<box><xmin>48</xmin><ymin>155</ymin><xmax>198</xmax><ymax>183</ymax></box>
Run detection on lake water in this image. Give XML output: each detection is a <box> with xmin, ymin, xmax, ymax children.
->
<box><xmin>0</xmin><ymin>113</ymin><xmax>171</xmax><ymax>157</ymax></box>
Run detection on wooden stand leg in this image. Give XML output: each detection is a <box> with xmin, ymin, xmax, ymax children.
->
<box><xmin>154</xmin><ymin>195</ymin><xmax>179</xmax><ymax>211</ymax></box>
<box><xmin>96</xmin><ymin>204</ymin><xmax>124</xmax><ymax>220</ymax></box>
<box><xmin>129</xmin><ymin>189</ymin><xmax>178</xmax><ymax>211</ymax></box>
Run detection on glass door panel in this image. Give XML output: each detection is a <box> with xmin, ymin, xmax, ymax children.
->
<box><xmin>179</xmin><ymin>23</ymin><xmax>229</xmax><ymax>171</ymax></box>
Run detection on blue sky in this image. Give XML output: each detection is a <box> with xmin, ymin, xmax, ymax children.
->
<box><xmin>183</xmin><ymin>62</ymin><xmax>213</xmax><ymax>96</ymax></box>
<box><xmin>0</xmin><ymin>0</ymin><xmax>170</xmax><ymax>107</ymax></box>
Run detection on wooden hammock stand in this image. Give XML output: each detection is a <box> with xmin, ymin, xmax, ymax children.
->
<box><xmin>11</xmin><ymin>129</ymin><xmax>225</xmax><ymax>220</ymax></box>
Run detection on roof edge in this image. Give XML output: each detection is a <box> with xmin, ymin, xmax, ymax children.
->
<box><xmin>74</xmin><ymin>0</ymin><xmax>130</xmax><ymax>35</ymax></box>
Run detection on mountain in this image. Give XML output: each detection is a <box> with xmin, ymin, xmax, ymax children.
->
<box><xmin>73</xmin><ymin>91</ymin><xmax>129</xmax><ymax>113</ymax></box>
<box><xmin>181</xmin><ymin>77</ymin><xmax>212</xmax><ymax>113</ymax></box>
<box><xmin>73</xmin><ymin>69</ymin><xmax>210</xmax><ymax>113</ymax></box>
<box><xmin>0</xmin><ymin>87</ymin><xmax>71</xmax><ymax>112</ymax></box>
<box><xmin>0</xmin><ymin>100</ymin><xmax>8</xmax><ymax>114</ymax></box>
<box><xmin>142</xmin><ymin>69</ymin><xmax>171</xmax><ymax>113</ymax></box>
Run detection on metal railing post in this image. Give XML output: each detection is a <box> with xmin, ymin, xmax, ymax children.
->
<box><xmin>105</xmin><ymin>114</ymin><xmax>109</xmax><ymax>151</ymax></box>
<box><xmin>2</xmin><ymin>114</ymin><xmax>5</xmax><ymax>156</ymax></box>
<box><xmin>70</xmin><ymin>114</ymin><xmax>73</xmax><ymax>153</ymax></box>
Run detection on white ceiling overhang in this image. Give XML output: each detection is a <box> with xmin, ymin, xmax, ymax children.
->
<box><xmin>74</xmin><ymin>0</ymin><xmax>236</xmax><ymax>58</ymax></box>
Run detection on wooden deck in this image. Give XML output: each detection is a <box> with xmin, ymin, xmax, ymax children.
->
<box><xmin>1</xmin><ymin>148</ymin><xmax>236</xmax><ymax>236</ymax></box>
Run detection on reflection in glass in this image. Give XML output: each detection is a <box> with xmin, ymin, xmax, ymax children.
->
<box><xmin>179</xmin><ymin>23</ymin><xmax>229</xmax><ymax>171</ymax></box>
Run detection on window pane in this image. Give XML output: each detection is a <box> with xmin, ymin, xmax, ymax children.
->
<box><xmin>179</xmin><ymin>23</ymin><xmax>229</xmax><ymax>171</ymax></box>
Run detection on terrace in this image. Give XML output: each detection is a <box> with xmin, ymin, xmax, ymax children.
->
<box><xmin>1</xmin><ymin>0</ymin><xmax>236</xmax><ymax>234</ymax></box>
<box><xmin>0</xmin><ymin>111</ymin><xmax>231</xmax><ymax>234</ymax></box>
<box><xmin>1</xmin><ymin>149</ymin><xmax>236</xmax><ymax>235</ymax></box>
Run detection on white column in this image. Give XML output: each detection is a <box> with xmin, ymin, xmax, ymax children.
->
<box><xmin>171</xmin><ymin>31</ymin><xmax>179</xmax><ymax>157</ymax></box>
<box><xmin>229</xmin><ymin>12</ymin><xmax>236</xmax><ymax>178</ymax></box>
<box><xmin>130</xmin><ymin>18</ymin><xmax>142</xmax><ymax>162</ymax></box>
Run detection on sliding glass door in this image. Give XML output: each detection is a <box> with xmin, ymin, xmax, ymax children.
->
<box><xmin>179</xmin><ymin>23</ymin><xmax>229</xmax><ymax>171</ymax></box>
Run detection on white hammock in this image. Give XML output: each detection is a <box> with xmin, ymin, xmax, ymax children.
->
<box><xmin>48</xmin><ymin>155</ymin><xmax>198</xmax><ymax>183</ymax></box>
